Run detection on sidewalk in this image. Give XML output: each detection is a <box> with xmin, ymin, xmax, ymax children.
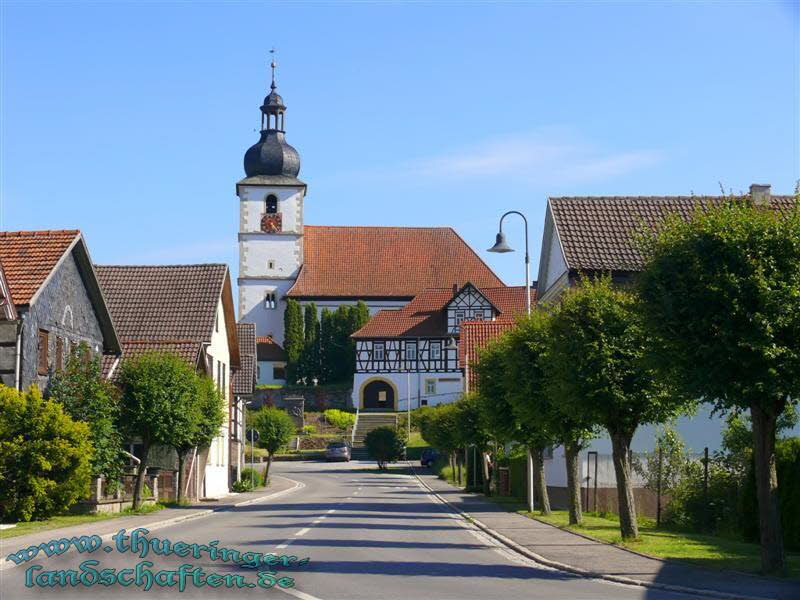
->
<box><xmin>414</xmin><ymin>469</ymin><xmax>800</xmax><ymax>600</ymax></box>
<box><xmin>0</xmin><ymin>474</ymin><xmax>301</xmax><ymax>571</ymax></box>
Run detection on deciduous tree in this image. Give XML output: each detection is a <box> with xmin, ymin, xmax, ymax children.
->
<box><xmin>638</xmin><ymin>200</ymin><xmax>800</xmax><ymax>573</ymax></box>
<box><xmin>117</xmin><ymin>352</ymin><xmax>199</xmax><ymax>509</ymax></box>
<box><xmin>547</xmin><ymin>278</ymin><xmax>684</xmax><ymax>539</ymax></box>
<box><xmin>252</xmin><ymin>407</ymin><xmax>296</xmax><ymax>482</ymax></box>
<box><xmin>48</xmin><ymin>343</ymin><xmax>124</xmax><ymax>486</ymax></box>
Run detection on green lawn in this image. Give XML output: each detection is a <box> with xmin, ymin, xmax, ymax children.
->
<box><xmin>0</xmin><ymin>503</ymin><xmax>166</xmax><ymax>540</ymax></box>
<box><xmin>522</xmin><ymin>509</ymin><xmax>800</xmax><ymax>579</ymax></box>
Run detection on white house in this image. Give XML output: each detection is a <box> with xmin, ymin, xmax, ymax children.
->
<box><xmin>96</xmin><ymin>264</ymin><xmax>240</xmax><ymax>500</ymax></box>
<box><xmin>533</xmin><ymin>185</ymin><xmax>800</xmax><ymax>465</ymax></box>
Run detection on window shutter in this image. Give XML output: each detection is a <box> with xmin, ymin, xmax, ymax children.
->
<box><xmin>37</xmin><ymin>330</ymin><xmax>49</xmax><ymax>375</ymax></box>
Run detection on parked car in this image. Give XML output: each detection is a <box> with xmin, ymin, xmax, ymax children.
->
<box><xmin>325</xmin><ymin>441</ymin><xmax>351</xmax><ymax>462</ymax></box>
<box><xmin>420</xmin><ymin>448</ymin><xmax>440</xmax><ymax>468</ymax></box>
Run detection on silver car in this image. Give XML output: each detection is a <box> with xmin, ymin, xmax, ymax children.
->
<box><xmin>325</xmin><ymin>441</ymin><xmax>351</xmax><ymax>462</ymax></box>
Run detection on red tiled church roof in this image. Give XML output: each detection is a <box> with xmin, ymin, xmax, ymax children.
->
<box><xmin>287</xmin><ymin>226</ymin><xmax>503</xmax><ymax>298</ymax></box>
<box><xmin>0</xmin><ymin>230</ymin><xmax>80</xmax><ymax>305</ymax></box>
<box><xmin>352</xmin><ymin>285</ymin><xmax>532</xmax><ymax>339</ymax></box>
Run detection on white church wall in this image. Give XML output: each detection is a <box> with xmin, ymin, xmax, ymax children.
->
<box><xmin>239</xmin><ymin>279</ymin><xmax>295</xmax><ymax>343</ymax></box>
<box><xmin>238</xmin><ymin>185</ymin><xmax>304</xmax><ymax>234</ymax></box>
<box><xmin>239</xmin><ymin>234</ymin><xmax>302</xmax><ymax>279</ymax></box>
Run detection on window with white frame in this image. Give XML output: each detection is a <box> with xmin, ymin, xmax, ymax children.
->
<box><xmin>405</xmin><ymin>341</ymin><xmax>417</xmax><ymax>362</ymax></box>
<box><xmin>473</xmin><ymin>312</ymin><xmax>484</xmax><ymax>321</ymax></box>
<box><xmin>264</xmin><ymin>292</ymin><xmax>277</xmax><ymax>309</ymax></box>
<box><xmin>425</xmin><ymin>379</ymin><xmax>436</xmax><ymax>394</ymax></box>
<box><xmin>373</xmin><ymin>342</ymin><xmax>385</xmax><ymax>361</ymax></box>
<box><xmin>430</xmin><ymin>341</ymin><xmax>442</xmax><ymax>360</ymax></box>
<box><xmin>455</xmin><ymin>310</ymin><xmax>465</xmax><ymax>325</ymax></box>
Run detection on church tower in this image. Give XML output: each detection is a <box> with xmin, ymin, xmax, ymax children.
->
<box><xmin>237</xmin><ymin>58</ymin><xmax>305</xmax><ymax>345</ymax></box>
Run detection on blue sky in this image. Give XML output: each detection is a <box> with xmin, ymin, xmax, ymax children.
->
<box><xmin>1</xmin><ymin>1</ymin><xmax>798</xmax><ymax>293</ymax></box>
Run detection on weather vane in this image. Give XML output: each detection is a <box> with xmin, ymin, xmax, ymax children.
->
<box><xmin>269</xmin><ymin>48</ymin><xmax>277</xmax><ymax>90</ymax></box>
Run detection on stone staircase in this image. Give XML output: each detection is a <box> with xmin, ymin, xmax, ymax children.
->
<box><xmin>351</xmin><ymin>412</ymin><xmax>398</xmax><ymax>459</ymax></box>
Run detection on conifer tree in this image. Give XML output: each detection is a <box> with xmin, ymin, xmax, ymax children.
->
<box><xmin>283</xmin><ymin>299</ymin><xmax>304</xmax><ymax>384</ymax></box>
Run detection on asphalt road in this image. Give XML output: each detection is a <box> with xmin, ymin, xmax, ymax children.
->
<box><xmin>2</xmin><ymin>460</ymin><xmax>702</xmax><ymax>599</ymax></box>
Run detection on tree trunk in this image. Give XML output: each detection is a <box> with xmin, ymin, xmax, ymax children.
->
<box><xmin>750</xmin><ymin>401</ymin><xmax>786</xmax><ymax>575</ymax></box>
<box><xmin>457</xmin><ymin>452</ymin><xmax>462</xmax><ymax>487</ymax></box>
<box><xmin>264</xmin><ymin>454</ymin><xmax>273</xmax><ymax>485</ymax></box>
<box><xmin>176</xmin><ymin>451</ymin><xmax>185</xmax><ymax>503</ymax></box>
<box><xmin>132</xmin><ymin>443</ymin><xmax>150</xmax><ymax>510</ymax></box>
<box><xmin>482</xmin><ymin>451</ymin><xmax>492</xmax><ymax>496</ymax></box>
<box><xmin>610</xmin><ymin>431</ymin><xmax>638</xmax><ymax>539</ymax></box>
<box><xmin>532</xmin><ymin>447</ymin><xmax>551</xmax><ymax>515</ymax></box>
<box><xmin>564</xmin><ymin>441</ymin><xmax>582</xmax><ymax>525</ymax></box>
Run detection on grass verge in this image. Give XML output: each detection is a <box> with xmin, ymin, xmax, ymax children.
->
<box><xmin>0</xmin><ymin>503</ymin><xmax>167</xmax><ymax>540</ymax></box>
<box><xmin>521</xmin><ymin>508</ymin><xmax>800</xmax><ymax>580</ymax></box>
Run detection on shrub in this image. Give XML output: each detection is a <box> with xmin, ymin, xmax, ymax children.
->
<box><xmin>301</xmin><ymin>425</ymin><xmax>316</xmax><ymax>435</ymax></box>
<box><xmin>240</xmin><ymin>467</ymin><xmax>261</xmax><ymax>489</ymax></box>
<box><xmin>364</xmin><ymin>426</ymin><xmax>404</xmax><ymax>470</ymax></box>
<box><xmin>0</xmin><ymin>386</ymin><xmax>93</xmax><ymax>522</ymax></box>
<box><xmin>324</xmin><ymin>409</ymin><xmax>355</xmax><ymax>431</ymax></box>
<box><xmin>232</xmin><ymin>479</ymin><xmax>254</xmax><ymax>493</ymax></box>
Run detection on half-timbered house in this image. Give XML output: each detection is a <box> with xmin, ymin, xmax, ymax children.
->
<box><xmin>351</xmin><ymin>283</ymin><xmax>529</xmax><ymax>411</ymax></box>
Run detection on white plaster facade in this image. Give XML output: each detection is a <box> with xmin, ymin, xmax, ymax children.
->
<box><xmin>204</xmin><ymin>295</ymin><xmax>232</xmax><ymax>498</ymax></box>
<box><xmin>352</xmin><ymin>371</ymin><xmax>463</xmax><ymax>411</ymax></box>
<box><xmin>257</xmin><ymin>360</ymin><xmax>287</xmax><ymax>386</ymax></box>
<box><xmin>237</xmin><ymin>182</ymin><xmax>305</xmax><ymax>344</ymax></box>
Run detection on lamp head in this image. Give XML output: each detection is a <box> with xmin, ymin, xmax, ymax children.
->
<box><xmin>488</xmin><ymin>231</ymin><xmax>514</xmax><ymax>253</ymax></box>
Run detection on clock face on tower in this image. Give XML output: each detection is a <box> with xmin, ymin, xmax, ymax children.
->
<box><xmin>261</xmin><ymin>213</ymin><xmax>283</xmax><ymax>233</ymax></box>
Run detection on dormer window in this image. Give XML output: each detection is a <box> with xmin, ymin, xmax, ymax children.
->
<box><xmin>265</xmin><ymin>194</ymin><xmax>278</xmax><ymax>214</ymax></box>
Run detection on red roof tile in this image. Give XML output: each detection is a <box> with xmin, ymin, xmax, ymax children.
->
<box><xmin>287</xmin><ymin>226</ymin><xmax>503</xmax><ymax>298</ymax></box>
<box><xmin>256</xmin><ymin>336</ymin><xmax>287</xmax><ymax>361</ymax></box>
<box><xmin>550</xmin><ymin>195</ymin><xmax>797</xmax><ymax>272</ymax></box>
<box><xmin>352</xmin><ymin>285</ymin><xmax>532</xmax><ymax>339</ymax></box>
<box><xmin>460</xmin><ymin>321</ymin><xmax>516</xmax><ymax>389</ymax></box>
<box><xmin>0</xmin><ymin>230</ymin><xmax>80</xmax><ymax>305</ymax></box>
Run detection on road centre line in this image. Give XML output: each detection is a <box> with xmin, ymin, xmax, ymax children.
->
<box><xmin>326</xmin><ymin>509</ymin><xmax>335</xmax><ymax>513</ymax></box>
<box><xmin>295</xmin><ymin>528</ymin><xmax>310</xmax><ymax>536</ymax></box>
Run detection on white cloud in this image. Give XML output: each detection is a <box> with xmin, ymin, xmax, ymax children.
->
<box><xmin>380</xmin><ymin>130</ymin><xmax>663</xmax><ymax>184</ymax></box>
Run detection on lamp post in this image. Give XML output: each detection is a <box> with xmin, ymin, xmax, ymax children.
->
<box><xmin>488</xmin><ymin>210</ymin><xmax>533</xmax><ymax>512</ymax></box>
<box><xmin>487</xmin><ymin>210</ymin><xmax>531</xmax><ymax>316</ymax></box>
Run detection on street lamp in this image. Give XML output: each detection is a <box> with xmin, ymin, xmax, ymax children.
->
<box><xmin>488</xmin><ymin>210</ymin><xmax>533</xmax><ymax>513</ymax></box>
<box><xmin>488</xmin><ymin>211</ymin><xmax>531</xmax><ymax>316</ymax></box>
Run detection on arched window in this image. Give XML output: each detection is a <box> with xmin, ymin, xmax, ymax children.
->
<box><xmin>265</xmin><ymin>194</ymin><xmax>278</xmax><ymax>214</ymax></box>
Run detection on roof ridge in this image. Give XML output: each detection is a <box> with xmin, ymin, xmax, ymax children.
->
<box><xmin>0</xmin><ymin>229</ymin><xmax>80</xmax><ymax>237</ymax></box>
<box><xmin>304</xmin><ymin>225</ymin><xmax>455</xmax><ymax>231</ymax></box>
<box><xmin>96</xmin><ymin>263</ymin><xmax>227</xmax><ymax>269</ymax></box>
<box><xmin>549</xmin><ymin>195</ymin><xmax>796</xmax><ymax>201</ymax></box>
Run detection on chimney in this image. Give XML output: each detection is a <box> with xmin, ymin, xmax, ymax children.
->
<box><xmin>750</xmin><ymin>183</ymin><xmax>771</xmax><ymax>207</ymax></box>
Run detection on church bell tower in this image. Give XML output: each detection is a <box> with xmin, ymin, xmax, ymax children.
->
<box><xmin>237</xmin><ymin>57</ymin><xmax>305</xmax><ymax>345</ymax></box>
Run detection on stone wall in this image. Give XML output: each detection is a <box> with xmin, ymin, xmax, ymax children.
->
<box><xmin>20</xmin><ymin>251</ymin><xmax>105</xmax><ymax>392</ymax></box>
<box><xmin>253</xmin><ymin>386</ymin><xmax>352</xmax><ymax>412</ymax></box>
